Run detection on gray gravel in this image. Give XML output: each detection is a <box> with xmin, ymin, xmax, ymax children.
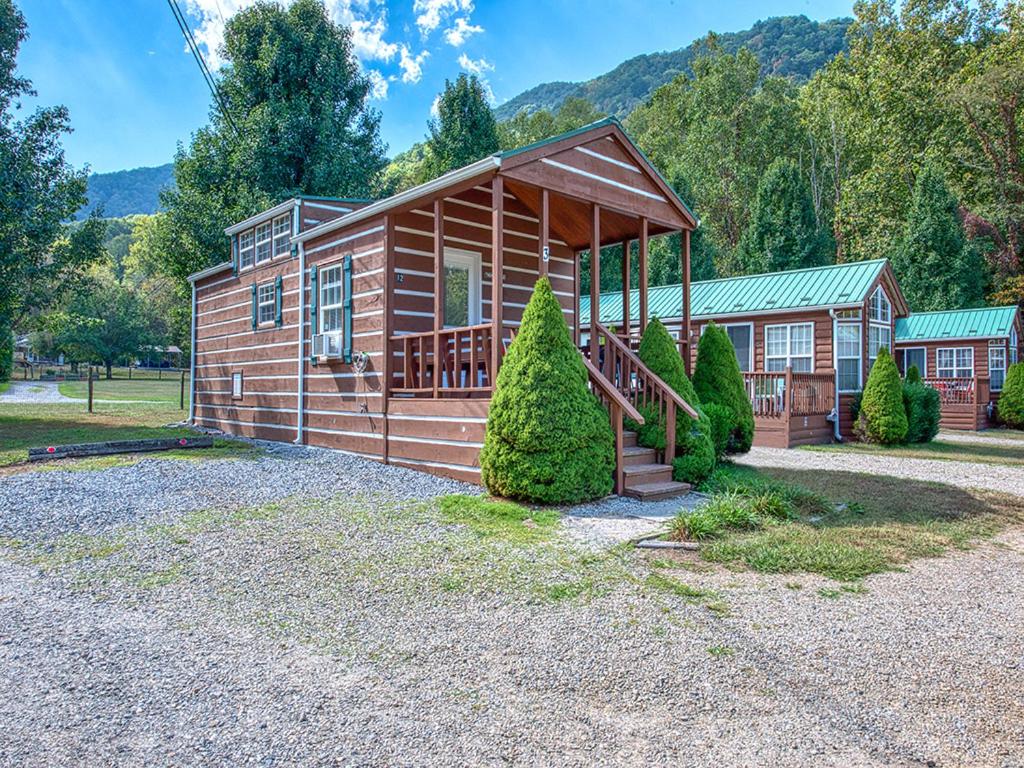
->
<box><xmin>737</xmin><ymin>446</ymin><xmax>1024</xmax><ymax>498</ymax></box>
<box><xmin>0</xmin><ymin>442</ymin><xmax>472</xmax><ymax>541</ymax></box>
<box><xmin>0</xmin><ymin>380</ymin><xmax>73</xmax><ymax>404</ymax></box>
<box><xmin>938</xmin><ymin>429</ymin><xmax>1024</xmax><ymax>448</ymax></box>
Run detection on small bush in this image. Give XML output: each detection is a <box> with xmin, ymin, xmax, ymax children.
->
<box><xmin>480</xmin><ymin>278</ymin><xmax>614</xmax><ymax>504</ymax></box>
<box><xmin>856</xmin><ymin>348</ymin><xmax>908</xmax><ymax>444</ymax></box>
<box><xmin>905</xmin><ymin>364</ymin><xmax>922</xmax><ymax>385</ymax></box>
<box><xmin>700</xmin><ymin>466</ymin><xmax>831</xmax><ymax>518</ymax></box>
<box><xmin>998</xmin><ymin>362</ymin><xmax>1024</xmax><ymax>428</ymax></box>
<box><xmin>692</xmin><ymin>322</ymin><xmax>755</xmax><ymax>453</ymax></box>
<box><xmin>903</xmin><ymin>381</ymin><xmax>940</xmax><ymax>443</ymax></box>
<box><xmin>748</xmin><ymin>490</ymin><xmax>794</xmax><ymax>521</ymax></box>
<box><xmin>703</xmin><ymin>402</ymin><xmax>733</xmax><ymax>460</ymax></box>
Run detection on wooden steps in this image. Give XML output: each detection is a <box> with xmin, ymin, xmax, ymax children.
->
<box><xmin>618</xmin><ymin>431</ymin><xmax>691</xmax><ymax>501</ymax></box>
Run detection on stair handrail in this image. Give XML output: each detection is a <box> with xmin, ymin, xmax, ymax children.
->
<box><xmin>582</xmin><ymin>356</ymin><xmax>645</xmax><ymax>424</ymax></box>
<box><xmin>582</xmin><ymin>355</ymin><xmax>644</xmax><ymax>495</ymax></box>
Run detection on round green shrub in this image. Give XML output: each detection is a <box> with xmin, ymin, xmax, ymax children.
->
<box><xmin>672</xmin><ymin>417</ymin><xmax>717</xmax><ymax>485</ymax></box>
<box><xmin>692</xmin><ymin>321</ymin><xmax>755</xmax><ymax>453</ymax></box>
<box><xmin>702</xmin><ymin>402</ymin><xmax>732</xmax><ymax>460</ymax></box>
<box><xmin>902</xmin><ymin>381</ymin><xmax>940</xmax><ymax>443</ymax></box>
<box><xmin>480</xmin><ymin>277</ymin><xmax>614</xmax><ymax>503</ymax></box>
<box><xmin>905</xmin><ymin>364</ymin><xmax>922</xmax><ymax>385</ymax></box>
<box><xmin>998</xmin><ymin>362</ymin><xmax>1024</xmax><ymax>429</ymax></box>
<box><xmin>856</xmin><ymin>347</ymin><xmax>908</xmax><ymax>444</ymax></box>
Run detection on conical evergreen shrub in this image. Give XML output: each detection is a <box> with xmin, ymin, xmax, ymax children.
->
<box><xmin>692</xmin><ymin>322</ymin><xmax>755</xmax><ymax>453</ymax></box>
<box><xmin>480</xmin><ymin>278</ymin><xmax>614</xmax><ymax>503</ymax></box>
<box><xmin>905</xmin><ymin>364</ymin><xmax>922</xmax><ymax>385</ymax></box>
<box><xmin>631</xmin><ymin>319</ymin><xmax>716</xmax><ymax>484</ymax></box>
<box><xmin>856</xmin><ymin>347</ymin><xmax>908</xmax><ymax>444</ymax></box>
<box><xmin>998</xmin><ymin>362</ymin><xmax>1024</xmax><ymax>429</ymax></box>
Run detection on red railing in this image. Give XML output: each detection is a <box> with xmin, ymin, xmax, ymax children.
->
<box><xmin>583</xmin><ymin>323</ymin><xmax>699</xmax><ymax>465</ymax></box>
<box><xmin>389</xmin><ymin>324</ymin><xmax>495</xmax><ymax>396</ymax></box>
<box><xmin>742</xmin><ymin>369</ymin><xmax>835</xmax><ymax>417</ymax></box>
<box><xmin>923</xmin><ymin>377</ymin><xmax>975</xmax><ymax>406</ymax></box>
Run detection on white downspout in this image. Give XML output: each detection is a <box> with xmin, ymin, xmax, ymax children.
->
<box><xmin>295</xmin><ymin>240</ymin><xmax>306</xmax><ymax>444</ymax></box>
<box><xmin>188</xmin><ymin>282</ymin><xmax>197</xmax><ymax>424</ymax></box>
<box><xmin>828</xmin><ymin>308</ymin><xmax>843</xmax><ymax>442</ymax></box>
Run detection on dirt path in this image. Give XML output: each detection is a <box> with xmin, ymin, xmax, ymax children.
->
<box><xmin>0</xmin><ymin>380</ymin><xmax>75</xmax><ymax>404</ymax></box>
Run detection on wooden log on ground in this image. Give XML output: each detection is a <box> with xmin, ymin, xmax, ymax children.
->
<box><xmin>28</xmin><ymin>436</ymin><xmax>214</xmax><ymax>462</ymax></box>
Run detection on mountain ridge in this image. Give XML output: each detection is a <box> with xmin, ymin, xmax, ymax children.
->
<box><xmin>76</xmin><ymin>162</ymin><xmax>175</xmax><ymax>220</ymax></box>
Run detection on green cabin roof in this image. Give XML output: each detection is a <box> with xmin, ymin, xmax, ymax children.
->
<box><xmin>895</xmin><ymin>306</ymin><xmax>1020</xmax><ymax>342</ymax></box>
<box><xmin>580</xmin><ymin>259</ymin><xmax>890</xmax><ymax>326</ymax></box>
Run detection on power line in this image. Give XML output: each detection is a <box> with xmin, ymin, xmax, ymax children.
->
<box><xmin>166</xmin><ymin>0</ymin><xmax>241</xmax><ymax>139</ymax></box>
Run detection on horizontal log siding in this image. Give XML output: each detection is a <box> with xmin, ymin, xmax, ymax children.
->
<box><xmin>193</xmin><ymin>256</ymin><xmax>301</xmax><ymax>438</ymax></box>
<box><xmin>691</xmin><ymin>309</ymin><xmax>835</xmax><ymax>373</ymax></box>
<box><xmin>385</xmin><ymin>398</ymin><xmax>489</xmax><ymax>483</ymax></box>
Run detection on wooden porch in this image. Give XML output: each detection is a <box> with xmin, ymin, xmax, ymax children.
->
<box><xmin>743</xmin><ymin>369</ymin><xmax>837</xmax><ymax>448</ymax></box>
<box><xmin>923</xmin><ymin>376</ymin><xmax>992</xmax><ymax>431</ymax></box>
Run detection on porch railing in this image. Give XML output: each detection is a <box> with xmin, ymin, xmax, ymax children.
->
<box><xmin>922</xmin><ymin>376</ymin><xmax>989</xmax><ymax>407</ymax></box>
<box><xmin>388</xmin><ymin>323</ymin><xmax>495</xmax><ymax>397</ymax></box>
<box><xmin>582</xmin><ymin>356</ymin><xmax>645</xmax><ymax>494</ymax></box>
<box><xmin>742</xmin><ymin>368</ymin><xmax>835</xmax><ymax>418</ymax></box>
<box><xmin>583</xmin><ymin>323</ymin><xmax>699</xmax><ymax>465</ymax></box>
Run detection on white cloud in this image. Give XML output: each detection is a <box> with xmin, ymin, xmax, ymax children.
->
<box><xmin>443</xmin><ymin>17</ymin><xmax>483</xmax><ymax>46</ymax></box>
<box><xmin>413</xmin><ymin>0</ymin><xmax>473</xmax><ymax>36</ymax></box>
<box><xmin>398</xmin><ymin>46</ymin><xmax>429</xmax><ymax>84</ymax></box>
<box><xmin>366</xmin><ymin>69</ymin><xmax>389</xmax><ymax>99</ymax></box>
<box><xmin>430</xmin><ymin>94</ymin><xmax>441</xmax><ymax>118</ymax></box>
<box><xmin>457</xmin><ymin>53</ymin><xmax>492</xmax><ymax>76</ymax></box>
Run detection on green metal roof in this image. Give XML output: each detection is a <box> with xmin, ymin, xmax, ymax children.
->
<box><xmin>895</xmin><ymin>306</ymin><xmax>1019</xmax><ymax>342</ymax></box>
<box><xmin>580</xmin><ymin>259</ymin><xmax>889</xmax><ymax>326</ymax></box>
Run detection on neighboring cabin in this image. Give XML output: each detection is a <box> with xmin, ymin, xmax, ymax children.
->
<box><xmin>581</xmin><ymin>259</ymin><xmax>910</xmax><ymax>447</ymax></box>
<box><xmin>894</xmin><ymin>306</ymin><xmax>1022</xmax><ymax>430</ymax></box>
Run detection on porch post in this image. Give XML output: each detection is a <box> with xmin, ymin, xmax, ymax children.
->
<box><xmin>491</xmin><ymin>176</ymin><xmax>504</xmax><ymax>379</ymax></box>
<box><xmin>433</xmin><ymin>198</ymin><xmax>444</xmax><ymax>397</ymax></box>
<box><xmin>539</xmin><ymin>187</ymin><xmax>549</xmax><ymax>277</ymax></box>
<box><xmin>382</xmin><ymin>214</ymin><xmax>395</xmax><ymax>463</ymax></box>
<box><xmin>621</xmin><ymin>240</ymin><xmax>631</xmax><ymax>338</ymax></box>
<box><xmin>590</xmin><ymin>204</ymin><xmax>601</xmax><ymax>363</ymax></box>
<box><xmin>639</xmin><ymin>217</ymin><xmax>649</xmax><ymax>334</ymax></box>
<box><xmin>682</xmin><ymin>228</ymin><xmax>691</xmax><ymax>373</ymax></box>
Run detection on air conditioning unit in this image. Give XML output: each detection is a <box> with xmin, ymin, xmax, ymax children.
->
<box><xmin>312</xmin><ymin>332</ymin><xmax>343</xmax><ymax>361</ymax></box>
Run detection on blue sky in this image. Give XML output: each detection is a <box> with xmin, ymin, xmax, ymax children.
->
<box><xmin>16</xmin><ymin>0</ymin><xmax>854</xmax><ymax>174</ymax></box>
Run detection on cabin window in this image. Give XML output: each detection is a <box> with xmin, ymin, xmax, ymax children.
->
<box><xmin>723</xmin><ymin>324</ymin><xmax>753</xmax><ymax>372</ymax></box>
<box><xmin>1012</xmin><ymin>328</ymin><xmax>1019</xmax><ymax>364</ymax></box>
<box><xmin>765</xmin><ymin>323</ymin><xmax>813</xmax><ymax>373</ymax></box>
<box><xmin>239</xmin><ymin>230</ymin><xmax>255</xmax><ymax>270</ymax></box>
<box><xmin>443</xmin><ymin>248</ymin><xmax>482</xmax><ymax>327</ymax></box>
<box><xmin>319</xmin><ymin>264</ymin><xmax>344</xmax><ymax>334</ymax></box>
<box><xmin>836</xmin><ymin>324</ymin><xmax>862</xmax><ymax>392</ymax></box>
<box><xmin>898</xmin><ymin>347</ymin><xmax>926</xmax><ymax>378</ymax></box>
<box><xmin>869</xmin><ymin>287</ymin><xmax>891</xmax><ymax>324</ymax></box>
<box><xmin>231</xmin><ymin>371</ymin><xmax>243</xmax><ymax>400</ymax></box>
<box><xmin>937</xmin><ymin>347</ymin><xmax>973</xmax><ymax>378</ymax></box>
<box><xmin>868</xmin><ymin>324</ymin><xmax>892</xmax><ymax>370</ymax></box>
<box><xmin>255</xmin><ymin>222</ymin><xmax>272</xmax><ymax>263</ymax></box>
<box><xmin>257</xmin><ymin>282</ymin><xmax>276</xmax><ymax>325</ymax></box>
<box><xmin>272</xmin><ymin>214</ymin><xmax>291</xmax><ymax>257</ymax></box>
<box><xmin>989</xmin><ymin>345</ymin><xmax>1007</xmax><ymax>391</ymax></box>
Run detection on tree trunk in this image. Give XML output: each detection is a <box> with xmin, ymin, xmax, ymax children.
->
<box><xmin>105</xmin><ymin>361</ymin><xmax>113</xmax><ymax>380</ymax></box>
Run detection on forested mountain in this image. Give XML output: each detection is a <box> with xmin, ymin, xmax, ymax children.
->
<box><xmin>494</xmin><ymin>15</ymin><xmax>852</xmax><ymax>120</ymax></box>
<box><xmin>76</xmin><ymin>163</ymin><xmax>175</xmax><ymax>220</ymax></box>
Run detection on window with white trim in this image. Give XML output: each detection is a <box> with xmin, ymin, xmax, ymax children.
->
<box><xmin>989</xmin><ymin>345</ymin><xmax>1007</xmax><ymax>391</ymax></box>
<box><xmin>1012</xmin><ymin>328</ymin><xmax>1019</xmax><ymax>365</ymax></box>
<box><xmin>765</xmin><ymin>323</ymin><xmax>813</xmax><ymax>372</ymax></box>
<box><xmin>836</xmin><ymin>324</ymin><xmax>862</xmax><ymax>392</ymax></box>
<box><xmin>869</xmin><ymin>286</ymin><xmax>891</xmax><ymax>324</ymax></box>
<box><xmin>319</xmin><ymin>264</ymin><xmax>344</xmax><ymax>333</ymax></box>
<box><xmin>231</xmin><ymin>372</ymin><xmax>243</xmax><ymax>399</ymax></box>
<box><xmin>255</xmin><ymin>222</ymin><xmax>272</xmax><ymax>263</ymax></box>
<box><xmin>257</xmin><ymin>282</ymin><xmax>275</xmax><ymax>325</ymax></box>
<box><xmin>272</xmin><ymin>214</ymin><xmax>291</xmax><ymax>257</ymax></box>
<box><xmin>937</xmin><ymin>347</ymin><xmax>974</xmax><ymax>378</ymax></box>
<box><xmin>239</xmin><ymin>230</ymin><xmax>255</xmax><ymax>270</ymax></box>
<box><xmin>868</xmin><ymin>324</ymin><xmax>892</xmax><ymax>370</ymax></box>
<box><xmin>898</xmin><ymin>347</ymin><xmax>926</xmax><ymax>378</ymax></box>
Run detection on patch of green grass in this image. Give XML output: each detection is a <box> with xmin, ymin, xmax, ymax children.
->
<box><xmin>58</xmin><ymin>377</ymin><xmax>182</xmax><ymax>404</ymax></box>
<box><xmin>707</xmin><ymin>644</ymin><xmax>734</xmax><ymax>658</ymax></box>
<box><xmin>437</xmin><ymin>494</ymin><xmax>560</xmax><ymax>544</ymax></box>
<box><xmin>803</xmin><ymin>438</ymin><xmax>1024</xmax><ymax>468</ymax></box>
<box><xmin>645</xmin><ymin>572</ymin><xmax>714</xmax><ymax>600</ymax></box>
<box><xmin>137</xmin><ymin>562</ymin><xmax>186</xmax><ymax>589</ymax></box>
<box><xmin>818</xmin><ymin>584</ymin><xmax>866</xmax><ymax>600</ymax></box>
<box><xmin>31</xmin><ymin>440</ymin><xmax>261</xmax><ymax>473</ymax></box>
<box><xmin>0</xmin><ymin>381</ymin><xmax>9</xmax><ymax>395</ymax></box>
<box><xmin>784</xmin><ymin>581</ymin><xmax>803</xmax><ymax>590</ymax></box>
<box><xmin>31</xmin><ymin>533</ymin><xmax>125</xmax><ymax>568</ymax></box>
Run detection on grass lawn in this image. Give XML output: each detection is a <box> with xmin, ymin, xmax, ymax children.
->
<box><xmin>0</xmin><ymin>381</ymin><xmax>8</xmax><ymax>395</ymax></box>
<box><xmin>801</xmin><ymin>437</ymin><xmax>1024</xmax><ymax>467</ymax></box>
<box><xmin>0</xmin><ymin>398</ymin><xmax>255</xmax><ymax>468</ymax></box>
<box><xmin>59</xmin><ymin>377</ymin><xmax>184</xmax><ymax>404</ymax></box>
<box><xmin>659</xmin><ymin>464</ymin><xmax>1024</xmax><ymax>581</ymax></box>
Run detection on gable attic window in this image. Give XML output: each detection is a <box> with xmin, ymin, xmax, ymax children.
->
<box><xmin>239</xmin><ymin>230</ymin><xmax>255</xmax><ymax>270</ymax></box>
<box><xmin>272</xmin><ymin>214</ymin><xmax>291</xmax><ymax>257</ymax></box>
<box><xmin>868</xmin><ymin>286</ymin><xmax>892</xmax><ymax>370</ymax></box>
<box><xmin>255</xmin><ymin>222</ymin><xmax>272</xmax><ymax>263</ymax></box>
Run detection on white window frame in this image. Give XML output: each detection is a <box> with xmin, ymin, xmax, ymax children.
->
<box><xmin>255</xmin><ymin>222</ymin><xmax>272</xmax><ymax>263</ymax></box>
<box><xmin>1012</xmin><ymin>328</ymin><xmax>1019</xmax><ymax>365</ymax></box>
<box><xmin>698</xmin><ymin>323</ymin><xmax>754</xmax><ymax>371</ymax></box>
<box><xmin>272</xmin><ymin>214</ymin><xmax>291</xmax><ymax>258</ymax></box>
<box><xmin>443</xmin><ymin>247</ymin><xmax>482</xmax><ymax>328</ymax></box>
<box><xmin>764</xmin><ymin>322</ymin><xmax>814</xmax><ymax>373</ymax></box>
<box><xmin>257</xmin><ymin>282</ymin><xmax>276</xmax><ymax>326</ymax></box>
<box><xmin>937</xmin><ymin>347</ymin><xmax>974</xmax><ymax>379</ymax></box>
<box><xmin>231</xmin><ymin>371</ymin><xmax>243</xmax><ymax>400</ymax></box>
<box><xmin>869</xmin><ymin>286</ymin><xmax>891</xmax><ymax>324</ymax></box>
<box><xmin>989</xmin><ymin>343</ymin><xmax>1007</xmax><ymax>391</ymax></box>
<box><xmin>319</xmin><ymin>263</ymin><xmax>344</xmax><ymax>335</ymax></box>
<box><xmin>836</xmin><ymin>323</ymin><xmax>862</xmax><ymax>392</ymax></box>
<box><xmin>898</xmin><ymin>346</ymin><xmax>927</xmax><ymax>378</ymax></box>
<box><xmin>239</xmin><ymin>229</ymin><xmax>255</xmax><ymax>270</ymax></box>
<box><xmin>868</xmin><ymin>322</ymin><xmax>892</xmax><ymax>370</ymax></box>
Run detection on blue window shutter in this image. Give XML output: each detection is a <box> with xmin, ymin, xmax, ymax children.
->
<box><xmin>250</xmin><ymin>284</ymin><xmax>257</xmax><ymax>330</ymax></box>
<box><xmin>308</xmin><ymin>266</ymin><xmax>318</xmax><ymax>364</ymax></box>
<box><xmin>232</xmin><ymin>235</ymin><xmax>239</xmax><ymax>275</ymax></box>
<box><xmin>274</xmin><ymin>276</ymin><xmax>283</xmax><ymax>326</ymax></box>
<box><xmin>343</xmin><ymin>254</ymin><xmax>353</xmax><ymax>363</ymax></box>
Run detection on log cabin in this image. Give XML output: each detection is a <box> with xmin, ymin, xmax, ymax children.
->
<box><xmin>580</xmin><ymin>259</ymin><xmax>910</xmax><ymax>447</ymax></box>
<box><xmin>187</xmin><ymin>118</ymin><xmax>700</xmax><ymax>499</ymax></box>
<box><xmin>894</xmin><ymin>305</ymin><xmax>1022</xmax><ymax>430</ymax></box>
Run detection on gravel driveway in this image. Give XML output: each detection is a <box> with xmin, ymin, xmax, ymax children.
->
<box><xmin>0</xmin><ymin>380</ymin><xmax>73</xmax><ymax>404</ymax></box>
<box><xmin>1</xmin><ymin>449</ymin><xmax>1023</xmax><ymax>766</ymax></box>
<box><xmin>737</xmin><ymin>446</ymin><xmax>1024</xmax><ymax>498</ymax></box>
